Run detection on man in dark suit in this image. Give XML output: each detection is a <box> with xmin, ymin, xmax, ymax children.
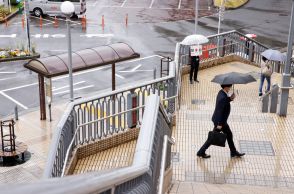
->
<box><xmin>190</xmin><ymin>55</ymin><xmax>200</xmax><ymax>84</ymax></box>
<box><xmin>197</xmin><ymin>84</ymin><xmax>245</xmax><ymax>158</ymax></box>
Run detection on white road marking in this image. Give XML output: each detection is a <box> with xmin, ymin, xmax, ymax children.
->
<box><xmin>51</xmin><ymin>34</ymin><xmax>66</xmax><ymax>38</ymax></box>
<box><xmin>80</xmin><ymin>34</ymin><xmax>114</xmax><ymax>38</ymax></box>
<box><xmin>0</xmin><ymin>91</ymin><xmax>28</xmax><ymax>109</ymax></box>
<box><xmin>119</xmin><ymin>69</ymin><xmax>153</xmax><ymax>73</ymax></box>
<box><xmin>115</xmin><ymin>73</ymin><xmax>125</xmax><ymax>79</ymax></box>
<box><xmin>54</xmin><ymin>85</ymin><xmax>94</xmax><ymax>95</ymax></box>
<box><xmin>0</xmin><ymin>34</ymin><xmax>16</xmax><ymax>38</ymax></box>
<box><xmin>121</xmin><ymin>0</ymin><xmax>128</xmax><ymax>7</ymax></box>
<box><xmin>1</xmin><ymin>82</ymin><xmax>38</xmax><ymax>92</ymax></box>
<box><xmin>43</xmin><ymin>34</ymin><xmax>50</xmax><ymax>38</ymax></box>
<box><xmin>149</xmin><ymin>0</ymin><xmax>155</xmax><ymax>8</ymax></box>
<box><xmin>0</xmin><ymin>55</ymin><xmax>160</xmax><ymax>92</ymax></box>
<box><xmin>178</xmin><ymin>0</ymin><xmax>182</xmax><ymax>9</ymax></box>
<box><xmin>0</xmin><ymin>71</ymin><xmax>16</xmax><ymax>74</ymax></box>
<box><xmin>0</xmin><ymin>77</ymin><xmax>15</xmax><ymax>81</ymax></box>
<box><xmin>52</xmin><ymin>81</ymin><xmax>86</xmax><ymax>91</ymax></box>
<box><xmin>131</xmin><ymin>64</ymin><xmax>142</xmax><ymax>71</ymax></box>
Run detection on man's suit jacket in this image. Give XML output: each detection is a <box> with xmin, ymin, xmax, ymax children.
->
<box><xmin>212</xmin><ymin>90</ymin><xmax>232</xmax><ymax>126</ymax></box>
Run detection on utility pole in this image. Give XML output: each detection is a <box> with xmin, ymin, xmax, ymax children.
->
<box><xmin>24</xmin><ymin>0</ymin><xmax>31</xmax><ymax>52</ymax></box>
<box><xmin>277</xmin><ymin>0</ymin><xmax>294</xmax><ymax>116</ymax></box>
<box><xmin>195</xmin><ymin>0</ymin><xmax>199</xmax><ymax>34</ymax></box>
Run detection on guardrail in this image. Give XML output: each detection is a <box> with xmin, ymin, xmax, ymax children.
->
<box><xmin>2</xmin><ymin>94</ymin><xmax>172</xmax><ymax>194</ymax></box>
<box><xmin>44</xmin><ymin>60</ymin><xmax>177</xmax><ymax>178</ymax></box>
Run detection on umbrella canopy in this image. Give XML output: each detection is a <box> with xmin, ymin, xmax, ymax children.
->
<box><xmin>181</xmin><ymin>34</ymin><xmax>209</xmax><ymax>46</ymax></box>
<box><xmin>261</xmin><ymin>49</ymin><xmax>286</xmax><ymax>62</ymax></box>
<box><xmin>211</xmin><ymin>72</ymin><xmax>256</xmax><ymax>85</ymax></box>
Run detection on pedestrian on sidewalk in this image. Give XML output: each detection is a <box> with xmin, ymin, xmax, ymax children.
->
<box><xmin>197</xmin><ymin>84</ymin><xmax>245</xmax><ymax>158</ymax></box>
<box><xmin>190</xmin><ymin>55</ymin><xmax>200</xmax><ymax>84</ymax></box>
<box><xmin>259</xmin><ymin>56</ymin><xmax>272</xmax><ymax>96</ymax></box>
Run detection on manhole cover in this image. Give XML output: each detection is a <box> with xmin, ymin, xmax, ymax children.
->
<box><xmin>191</xmin><ymin>99</ymin><xmax>205</xmax><ymax>105</ymax></box>
<box><xmin>239</xmin><ymin>140</ymin><xmax>275</xmax><ymax>156</ymax></box>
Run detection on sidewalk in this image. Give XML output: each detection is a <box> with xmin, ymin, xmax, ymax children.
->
<box><xmin>171</xmin><ymin>61</ymin><xmax>294</xmax><ymax>193</ymax></box>
<box><xmin>0</xmin><ymin>103</ymin><xmax>67</xmax><ymax>183</ymax></box>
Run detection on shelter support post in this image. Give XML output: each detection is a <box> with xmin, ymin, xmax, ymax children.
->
<box><xmin>38</xmin><ymin>75</ymin><xmax>46</xmax><ymax>120</ymax></box>
<box><xmin>112</xmin><ymin>63</ymin><xmax>115</xmax><ymax>91</ymax></box>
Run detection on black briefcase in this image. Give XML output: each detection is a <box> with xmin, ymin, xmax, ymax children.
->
<box><xmin>208</xmin><ymin>130</ymin><xmax>227</xmax><ymax>147</ymax></box>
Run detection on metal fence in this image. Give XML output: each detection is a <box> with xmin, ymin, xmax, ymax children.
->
<box><xmin>44</xmin><ymin>60</ymin><xmax>177</xmax><ymax>178</ymax></box>
<box><xmin>3</xmin><ymin>95</ymin><xmax>172</xmax><ymax>194</ymax></box>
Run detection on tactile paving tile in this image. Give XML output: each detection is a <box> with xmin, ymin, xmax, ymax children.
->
<box><xmin>239</xmin><ymin>140</ymin><xmax>275</xmax><ymax>156</ymax></box>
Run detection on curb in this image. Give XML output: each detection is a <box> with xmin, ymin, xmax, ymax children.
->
<box><xmin>214</xmin><ymin>0</ymin><xmax>249</xmax><ymax>9</ymax></box>
<box><xmin>0</xmin><ymin>53</ymin><xmax>40</xmax><ymax>62</ymax></box>
<box><xmin>0</xmin><ymin>7</ymin><xmax>24</xmax><ymax>23</ymax></box>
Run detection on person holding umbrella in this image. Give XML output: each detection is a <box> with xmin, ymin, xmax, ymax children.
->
<box><xmin>259</xmin><ymin>56</ymin><xmax>272</xmax><ymax>96</ymax></box>
<box><xmin>197</xmin><ymin>72</ymin><xmax>255</xmax><ymax>158</ymax></box>
<box><xmin>259</xmin><ymin>49</ymin><xmax>286</xmax><ymax>96</ymax></box>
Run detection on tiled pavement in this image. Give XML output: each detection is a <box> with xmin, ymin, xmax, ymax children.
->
<box><xmin>0</xmin><ymin>104</ymin><xmax>66</xmax><ymax>184</ymax></box>
<box><xmin>73</xmin><ymin>140</ymin><xmax>137</xmax><ymax>175</ymax></box>
<box><xmin>170</xmin><ymin>62</ymin><xmax>294</xmax><ymax>193</ymax></box>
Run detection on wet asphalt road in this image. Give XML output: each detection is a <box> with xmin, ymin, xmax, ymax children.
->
<box><xmin>0</xmin><ymin>0</ymin><xmax>293</xmax><ymax>118</ymax></box>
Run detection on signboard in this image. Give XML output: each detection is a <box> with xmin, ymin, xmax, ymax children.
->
<box><xmin>190</xmin><ymin>45</ymin><xmax>202</xmax><ymax>56</ymax></box>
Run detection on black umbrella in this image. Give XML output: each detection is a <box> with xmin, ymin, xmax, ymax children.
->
<box><xmin>211</xmin><ymin>72</ymin><xmax>256</xmax><ymax>85</ymax></box>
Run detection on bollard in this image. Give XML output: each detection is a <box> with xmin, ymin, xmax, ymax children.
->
<box><xmin>14</xmin><ymin>106</ymin><xmax>18</xmax><ymax>121</ymax></box>
<box><xmin>81</xmin><ymin>16</ymin><xmax>86</xmax><ymax>31</ymax></box>
<box><xmin>5</xmin><ymin>17</ymin><xmax>8</xmax><ymax>27</ymax></box>
<box><xmin>54</xmin><ymin>16</ymin><xmax>58</xmax><ymax>28</ymax></box>
<box><xmin>102</xmin><ymin>15</ymin><xmax>105</xmax><ymax>29</ymax></box>
<box><xmin>125</xmin><ymin>13</ymin><xmax>128</xmax><ymax>27</ymax></box>
<box><xmin>261</xmin><ymin>93</ymin><xmax>270</xmax><ymax>113</ymax></box>
<box><xmin>269</xmin><ymin>84</ymin><xmax>279</xmax><ymax>113</ymax></box>
<box><xmin>153</xmin><ymin>68</ymin><xmax>156</xmax><ymax>79</ymax></box>
<box><xmin>48</xmin><ymin>103</ymin><xmax>52</xmax><ymax>122</ymax></box>
<box><xmin>22</xmin><ymin>15</ymin><xmax>25</xmax><ymax>30</ymax></box>
<box><xmin>40</xmin><ymin>16</ymin><xmax>43</xmax><ymax>29</ymax></box>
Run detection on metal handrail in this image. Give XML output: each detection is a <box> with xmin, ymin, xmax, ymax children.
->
<box><xmin>60</xmin><ymin>106</ymin><xmax>145</xmax><ymax>177</ymax></box>
<box><xmin>158</xmin><ymin>135</ymin><xmax>175</xmax><ymax>194</ymax></box>
<box><xmin>61</xmin><ymin>95</ymin><xmax>178</xmax><ymax>177</ymax></box>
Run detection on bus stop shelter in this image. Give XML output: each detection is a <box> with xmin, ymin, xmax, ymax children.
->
<box><xmin>24</xmin><ymin>43</ymin><xmax>140</xmax><ymax>120</ymax></box>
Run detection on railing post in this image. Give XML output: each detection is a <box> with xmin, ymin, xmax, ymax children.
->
<box><xmin>269</xmin><ymin>84</ymin><xmax>279</xmax><ymax>113</ymax></box>
<box><xmin>261</xmin><ymin>93</ymin><xmax>270</xmax><ymax>113</ymax></box>
<box><xmin>248</xmin><ymin>42</ymin><xmax>254</xmax><ymax>62</ymax></box>
<box><xmin>127</xmin><ymin>90</ymin><xmax>138</xmax><ymax>128</ymax></box>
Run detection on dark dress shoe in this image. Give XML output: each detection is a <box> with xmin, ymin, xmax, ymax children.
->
<box><xmin>197</xmin><ymin>152</ymin><xmax>211</xmax><ymax>159</ymax></box>
<box><xmin>231</xmin><ymin>151</ymin><xmax>245</xmax><ymax>158</ymax></box>
<box><xmin>190</xmin><ymin>80</ymin><xmax>193</xmax><ymax>84</ymax></box>
<box><xmin>194</xmin><ymin>79</ymin><xmax>199</xmax><ymax>83</ymax></box>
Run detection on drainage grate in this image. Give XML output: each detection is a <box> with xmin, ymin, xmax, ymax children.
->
<box><xmin>191</xmin><ymin>99</ymin><xmax>205</xmax><ymax>105</ymax></box>
<box><xmin>171</xmin><ymin>152</ymin><xmax>180</xmax><ymax>162</ymax></box>
<box><xmin>239</xmin><ymin>140</ymin><xmax>275</xmax><ymax>156</ymax></box>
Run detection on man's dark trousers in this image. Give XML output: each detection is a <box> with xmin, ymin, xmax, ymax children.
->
<box><xmin>190</xmin><ymin>56</ymin><xmax>199</xmax><ymax>81</ymax></box>
<box><xmin>198</xmin><ymin>123</ymin><xmax>237</xmax><ymax>154</ymax></box>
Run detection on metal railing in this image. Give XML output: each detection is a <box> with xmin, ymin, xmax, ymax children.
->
<box><xmin>2</xmin><ymin>94</ymin><xmax>172</xmax><ymax>194</ymax></box>
<box><xmin>44</xmin><ymin>60</ymin><xmax>177</xmax><ymax>178</ymax></box>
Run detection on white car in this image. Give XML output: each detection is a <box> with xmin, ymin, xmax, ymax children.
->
<box><xmin>29</xmin><ymin>0</ymin><xmax>86</xmax><ymax>17</ymax></box>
